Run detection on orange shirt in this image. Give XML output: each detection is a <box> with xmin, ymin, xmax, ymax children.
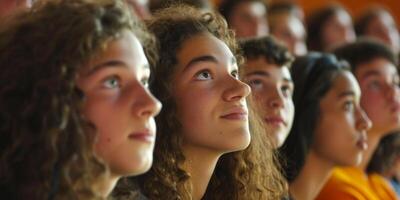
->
<box><xmin>316</xmin><ymin>167</ymin><xmax>397</xmax><ymax>200</ymax></box>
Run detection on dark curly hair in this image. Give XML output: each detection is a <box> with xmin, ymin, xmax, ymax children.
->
<box><xmin>279</xmin><ymin>53</ymin><xmax>350</xmax><ymax>182</ymax></box>
<box><xmin>333</xmin><ymin>38</ymin><xmax>398</xmax><ymax>73</ymax></box>
<box><xmin>0</xmin><ymin>0</ymin><xmax>155</xmax><ymax>199</ymax></box>
<box><xmin>239</xmin><ymin>36</ymin><xmax>294</xmax><ymax>68</ymax></box>
<box><xmin>114</xmin><ymin>4</ymin><xmax>287</xmax><ymax>200</ymax></box>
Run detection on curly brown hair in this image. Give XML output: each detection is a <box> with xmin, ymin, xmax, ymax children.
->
<box><xmin>114</xmin><ymin>5</ymin><xmax>287</xmax><ymax>200</ymax></box>
<box><xmin>0</xmin><ymin>0</ymin><xmax>155</xmax><ymax>199</ymax></box>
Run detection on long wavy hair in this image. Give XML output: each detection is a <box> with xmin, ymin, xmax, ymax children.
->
<box><xmin>0</xmin><ymin>0</ymin><xmax>155</xmax><ymax>199</ymax></box>
<box><xmin>114</xmin><ymin>5</ymin><xmax>287</xmax><ymax>200</ymax></box>
<box><xmin>279</xmin><ymin>53</ymin><xmax>350</xmax><ymax>182</ymax></box>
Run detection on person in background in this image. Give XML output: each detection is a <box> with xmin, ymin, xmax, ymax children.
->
<box><xmin>317</xmin><ymin>39</ymin><xmax>400</xmax><ymax>200</ymax></box>
<box><xmin>268</xmin><ymin>2</ymin><xmax>307</xmax><ymax>56</ymax></box>
<box><xmin>307</xmin><ymin>4</ymin><xmax>356</xmax><ymax>52</ymax></box>
<box><xmin>240</xmin><ymin>36</ymin><xmax>295</xmax><ymax>148</ymax></box>
<box><xmin>367</xmin><ymin>132</ymin><xmax>400</xmax><ymax>198</ymax></box>
<box><xmin>280</xmin><ymin>53</ymin><xmax>371</xmax><ymax>200</ymax></box>
<box><xmin>355</xmin><ymin>7</ymin><xmax>400</xmax><ymax>55</ymax></box>
<box><xmin>0</xmin><ymin>0</ymin><xmax>161</xmax><ymax>199</ymax></box>
<box><xmin>114</xmin><ymin>4</ymin><xmax>287</xmax><ymax>200</ymax></box>
<box><xmin>0</xmin><ymin>0</ymin><xmax>32</xmax><ymax>19</ymax></box>
<box><xmin>149</xmin><ymin>0</ymin><xmax>212</xmax><ymax>13</ymax></box>
<box><xmin>219</xmin><ymin>0</ymin><xmax>269</xmax><ymax>38</ymax></box>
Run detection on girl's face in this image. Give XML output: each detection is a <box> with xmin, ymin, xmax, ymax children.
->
<box><xmin>173</xmin><ymin>33</ymin><xmax>251</xmax><ymax>154</ymax></box>
<box><xmin>322</xmin><ymin>10</ymin><xmax>356</xmax><ymax>51</ymax></box>
<box><xmin>355</xmin><ymin>58</ymin><xmax>400</xmax><ymax>135</ymax></box>
<box><xmin>312</xmin><ymin>71</ymin><xmax>371</xmax><ymax>166</ymax></box>
<box><xmin>77</xmin><ymin>31</ymin><xmax>161</xmax><ymax>177</ymax></box>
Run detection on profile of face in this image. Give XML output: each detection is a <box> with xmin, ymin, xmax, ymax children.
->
<box><xmin>312</xmin><ymin>71</ymin><xmax>371</xmax><ymax>166</ymax></box>
<box><xmin>173</xmin><ymin>33</ymin><xmax>251</xmax><ymax>153</ymax></box>
<box><xmin>77</xmin><ymin>31</ymin><xmax>162</xmax><ymax>177</ymax></box>
<box><xmin>0</xmin><ymin>0</ymin><xmax>32</xmax><ymax>18</ymax></box>
<box><xmin>322</xmin><ymin>10</ymin><xmax>356</xmax><ymax>51</ymax></box>
<box><xmin>271</xmin><ymin>14</ymin><xmax>307</xmax><ymax>56</ymax></box>
<box><xmin>364</xmin><ymin>11</ymin><xmax>400</xmax><ymax>54</ymax></box>
<box><xmin>229</xmin><ymin>1</ymin><xmax>268</xmax><ymax>38</ymax></box>
<box><xmin>355</xmin><ymin>58</ymin><xmax>400</xmax><ymax>135</ymax></box>
<box><xmin>243</xmin><ymin>57</ymin><xmax>294</xmax><ymax>147</ymax></box>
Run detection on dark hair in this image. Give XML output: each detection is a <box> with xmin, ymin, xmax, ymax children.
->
<box><xmin>239</xmin><ymin>36</ymin><xmax>294</xmax><ymax>67</ymax></box>
<box><xmin>279</xmin><ymin>53</ymin><xmax>350</xmax><ymax>182</ymax></box>
<box><xmin>355</xmin><ymin>7</ymin><xmax>392</xmax><ymax>36</ymax></box>
<box><xmin>306</xmin><ymin>4</ymin><xmax>349</xmax><ymax>51</ymax></box>
<box><xmin>367</xmin><ymin>131</ymin><xmax>400</xmax><ymax>174</ymax></box>
<box><xmin>0</xmin><ymin>0</ymin><xmax>154</xmax><ymax>199</ymax></box>
<box><xmin>149</xmin><ymin>0</ymin><xmax>212</xmax><ymax>13</ymax></box>
<box><xmin>218</xmin><ymin>0</ymin><xmax>267</xmax><ymax>24</ymax></box>
<box><xmin>114</xmin><ymin>4</ymin><xmax>287</xmax><ymax>200</ymax></box>
<box><xmin>333</xmin><ymin>38</ymin><xmax>398</xmax><ymax>72</ymax></box>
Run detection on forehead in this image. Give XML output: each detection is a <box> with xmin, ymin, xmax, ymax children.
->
<box><xmin>81</xmin><ymin>31</ymin><xmax>148</xmax><ymax>73</ymax></box>
<box><xmin>355</xmin><ymin>57</ymin><xmax>398</xmax><ymax>80</ymax></box>
<box><xmin>326</xmin><ymin>71</ymin><xmax>360</xmax><ymax>97</ymax></box>
<box><xmin>234</xmin><ymin>1</ymin><xmax>266</xmax><ymax>16</ymax></box>
<box><xmin>244</xmin><ymin>57</ymin><xmax>290</xmax><ymax>75</ymax></box>
<box><xmin>176</xmin><ymin>33</ymin><xmax>235</xmax><ymax>65</ymax></box>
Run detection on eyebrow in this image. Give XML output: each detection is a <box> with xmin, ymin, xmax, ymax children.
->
<box><xmin>361</xmin><ymin>70</ymin><xmax>381</xmax><ymax>80</ymax></box>
<box><xmin>183</xmin><ymin>55</ymin><xmax>237</xmax><ymax>72</ymax></box>
<box><xmin>245</xmin><ymin>70</ymin><xmax>293</xmax><ymax>82</ymax></box>
<box><xmin>85</xmin><ymin>60</ymin><xmax>149</xmax><ymax>76</ymax></box>
<box><xmin>337</xmin><ymin>90</ymin><xmax>356</xmax><ymax>99</ymax></box>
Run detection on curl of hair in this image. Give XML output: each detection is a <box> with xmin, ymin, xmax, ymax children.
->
<box><xmin>114</xmin><ymin>4</ymin><xmax>287</xmax><ymax>200</ymax></box>
<box><xmin>279</xmin><ymin>53</ymin><xmax>350</xmax><ymax>182</ymax></box>
<box><xmin>0</xmin><ymin>0</ymin><xmax>155</xmax><ymax>199</ymax></box>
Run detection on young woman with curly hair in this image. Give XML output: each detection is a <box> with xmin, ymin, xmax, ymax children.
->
<box><xmin>114</xmin><ymin>5</ymin><xmax>287</xmax><ymax>200</ymax></box>
<box><xmin>0</xmin><ymin>0</ymin><xmax>161</xmax><ymax>199</ymax></box>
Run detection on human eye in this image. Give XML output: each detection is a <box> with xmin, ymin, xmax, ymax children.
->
<box><xmin>343</xmin><ymin>101</ymin><xmax>355</xmax><ymax>112</ymax></box>
<box><xmin>194</xmin><ymin>69</ymin><xmax>213</xmax><ymax>80</ymax></box>
<box><xmin>141</xmin><ymin>77</ymin><xmax>149</xmax><ymax>88</ymax></box>
<box><xmin>231</xmin><ymin>69</ymin><xmax>239</xmax><ymax>79</ymax></box>
<box><xmin>368</xmin><ymin>80</ymin><xmax>381</xmax><ymax>90</ymax></box>
<box><xmin>102</xmin><ymin>75</ymin><xmax>121</xmax><ymax>89</ymax></box>
<box><xmin>247</xmin><ymin>79</ymin><xmax>263</xmax><ymax>90</ymax></box>
<box><xmin>281</xmin><ymin>84</ymin><xmax>294</xmax><ymax>97</ymax></box>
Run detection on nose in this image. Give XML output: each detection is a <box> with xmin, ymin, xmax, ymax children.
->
<box><xmin>133</xmin><ymin>85</ymin><xmax>162</xmax><ymax>118</ymax></box>
<box><xmin>387</xmin><ymin>83</ymin><xmax>400</xmax><ymax>103</ymax></box>
<box><xmin>222</xmin><ymin>77</ymin><xmax>251</xmax><ymax>102</ymax></box>
<box><xmin>268</xmin><ymin>87</ymin><xmax>284</xmax><ymax>109</ymax></box>
<box><xmin>356</xmin><ymin>106</ymin><xmax>372</xmax><ymax>132</ymax></box>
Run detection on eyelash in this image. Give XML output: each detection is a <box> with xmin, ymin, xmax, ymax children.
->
<box><xmin>102</xmin><ymin>75</ymin><xmax>121</xmax><ymax>89</ymax></box>
<box><xmin>194</xmin><ymin>69</ymin><xmax>213</xmax><ymax>80</ymax></box>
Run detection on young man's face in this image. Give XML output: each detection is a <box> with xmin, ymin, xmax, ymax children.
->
<box><xmin>243</xmin><ymin>57</ymin><xmax>294</xmax><ymax>147</ymax></box>
<box><xmin>355</xmin><ymin>57</ymin><xmax>400</xmax><ymax>135</ymax></box>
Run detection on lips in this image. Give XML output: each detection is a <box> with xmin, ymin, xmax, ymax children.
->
<box><xmin>264</xmin><ymin>116</ymin><xmax>286</xmax><ymax>126</ymax></box>
<box><xmin>220</xmin><ymin>106</ymin><xmax>248</xmax><ymax>120</ymax></box>
<box><xmin>128</xmin><ymin>129</ymin><xmax>155</xmax><ymax>143</ymax></box>
<box><xmin>356</xmin><ymin>133</ymin><xmax>368</xmax><ymax>150</ymax></box>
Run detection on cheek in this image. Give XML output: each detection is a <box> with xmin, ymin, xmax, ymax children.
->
<box><xmin>361</xmin><ymin>92</ymin><xmax>385</xmax><ymax>119</ymax></box>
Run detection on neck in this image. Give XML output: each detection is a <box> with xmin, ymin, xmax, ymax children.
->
<box><xmin>359</xmin><ymin>130</ymin><xmax>383</xmax><ymax>171</ymax></box>
<box><xmin>182</xmin><ymin>144</ymin><xmax>221</xmax><ymax>200</ymax></box>
<box><xmin>289</xmin><ymin>151</ymin><xmax>333</xmax><ymax>200</ymax></box>
<box><xmin>92</xmin><ymin>172</ymin><xmax>119</xmax><ymax>198</ymax></box>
